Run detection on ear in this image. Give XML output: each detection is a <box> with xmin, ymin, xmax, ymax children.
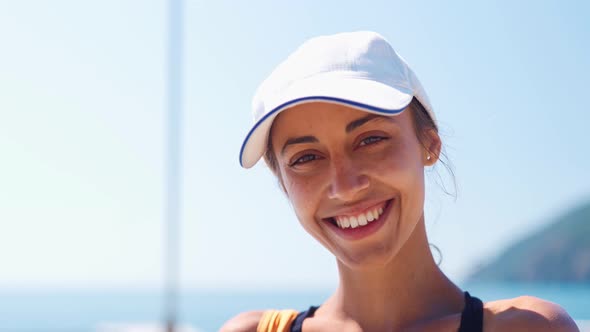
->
<box><xmin>423</xmin><ymin>128</ymin><xmax>442</xmax><ymax>166</ymax></box>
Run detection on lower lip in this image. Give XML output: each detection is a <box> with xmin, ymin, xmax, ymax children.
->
<box><xmin>324</xmin><ymin>199</ymin><xmax>393</xmax><ymax>241</ymax></box>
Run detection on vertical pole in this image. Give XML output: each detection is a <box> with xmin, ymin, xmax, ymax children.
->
<box><xmin>165</xmin><ymin>0</ymin><xmax>182</xmax><ymax>331</ymax></box>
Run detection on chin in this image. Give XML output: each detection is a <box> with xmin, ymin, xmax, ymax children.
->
<box><xmin>336</xmin><ymin>244</ymin><xmax>401</xmax><ymax>270</ymax></box>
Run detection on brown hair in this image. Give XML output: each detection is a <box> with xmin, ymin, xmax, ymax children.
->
<box><xmin>407</xmin><ymin>98</ymin><xmax>457</xmax><ymax>197</ymax></box>
<box><xmin>263</xmin><ymin>98</ymin><xmax>456</xmax><ymax>196</ymax></box>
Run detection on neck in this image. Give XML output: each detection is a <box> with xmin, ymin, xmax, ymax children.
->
<box><xmin>324</xmin><ymin>217</ymin><xmax>464</xmax><ymax>331</ymax></box>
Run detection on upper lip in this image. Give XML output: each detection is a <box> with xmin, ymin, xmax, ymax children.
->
<box><xmin>321</xmin><ymin>198</ymin><xmax>392</xmax><ymax>219</ymax></box>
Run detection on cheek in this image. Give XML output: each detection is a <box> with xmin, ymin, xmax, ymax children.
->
<box><xmin>369</xmin><ymin>143</ymin><xmax>427</xmax><ymax>217</ymax></box>
<box><xmin>283</xmin><ymin>174</ymin><xmax>322</xmax><ymax>221</ymax></box>
<box><xmin>368</xmin><ymin>142</ymin><xmax>424</xmax><ymax>186</ymax></box>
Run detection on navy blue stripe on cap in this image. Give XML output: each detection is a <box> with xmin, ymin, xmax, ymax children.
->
<box><xmin>239</xmin><ymin>95</ymin><xmax>409</xmax><ymax>167</ymax></box>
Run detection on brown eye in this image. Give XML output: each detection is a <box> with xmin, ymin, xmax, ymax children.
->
<box><xmin>359</xmin><ymin>136</ymin><xmax>386</xmax><ymax>147</ymax></box>
<box><xmin>289</xmin><ymin>154</ymin><xmax>320</xmax><ymax>167</ymax></box>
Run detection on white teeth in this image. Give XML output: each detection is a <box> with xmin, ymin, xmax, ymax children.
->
<box><xmin>358</xmin><ymin>214</ymin><xmax>367</xmax><ymax>226</ymax></box>
<box><xmin>336</xmin><ymin>215</ymin><xmax>354</xmax><ymax>228</ymax></box>
<box><xmin>349</xmin><ymin>216</ymin><xmax>359</xmax><ymax>229</ymax></box>
<box><xmin>341</xmin><ymin>216</ymin><xmax>350</xmax><ymax>228</ymax></box>
<box><xmin>334</xmin><ymin>203</ymin><xmax>388</xmax><ymax>229</ymax></box>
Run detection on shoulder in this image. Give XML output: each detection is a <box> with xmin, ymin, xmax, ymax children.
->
<box><xmin>484</xmin><ymin>296</ymin><xmax>579</xmax><ymax>332</ymax></box>
<box><xmin>220</xmin><ymin>310</ymin><xmax>265</xmax><ymax>332</ymax></box>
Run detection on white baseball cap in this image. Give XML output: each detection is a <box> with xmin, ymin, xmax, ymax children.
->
<box><xmin>239</xmin><ymin>31</ymin><xmax>435</xmax><ymax>168</ymax></box>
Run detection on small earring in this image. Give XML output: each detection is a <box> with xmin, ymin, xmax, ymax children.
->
<box><xmin>426</xmin><ymin>154</ymin><xmax>431</xmax><ymax>160</ymax></box>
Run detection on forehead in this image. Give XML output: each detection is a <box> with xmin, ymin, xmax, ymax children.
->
<box><xmin>271</xmin><ymin>101</ymin><xmax>409</xmax><ymax>136</ymax></box>
<box><xmin>277</xmin><ymin>102</ymin><xmax>362</xmax><ymax>123</ymax></box>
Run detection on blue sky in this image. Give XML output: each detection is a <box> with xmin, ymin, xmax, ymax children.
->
<box><xmin>1</xmin><ymin>0</ymin><xmax>589</xmax><ymax>290</ymax></box>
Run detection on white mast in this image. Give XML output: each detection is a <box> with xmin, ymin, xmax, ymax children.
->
<box><xmin>165</xmin><ymin>0</ymin><xmax>183</xmax><ymax>331</ymax></box>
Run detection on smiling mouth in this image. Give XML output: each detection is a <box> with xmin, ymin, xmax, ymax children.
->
<box><xmin>326</xmin><ymin>199</ymin><xmax>392</xmax><ymax>230</ymax></box>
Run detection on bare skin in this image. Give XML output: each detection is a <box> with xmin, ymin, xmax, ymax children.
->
<box><xmin>221</xmin><ymin>102</ymin><xmax>579</xmax><ymax>332</ymax></box>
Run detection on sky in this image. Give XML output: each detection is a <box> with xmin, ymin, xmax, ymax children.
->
<box><xmin>0</xmin><ymin>0</ymin><xmax>589</xmax><ymax>291</ymax></box>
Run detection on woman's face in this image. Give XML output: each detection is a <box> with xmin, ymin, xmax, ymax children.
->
<box><xmin>270</xmin><ymin>102</ymin><xmax>439</xmax><ymax>269</ymax></box>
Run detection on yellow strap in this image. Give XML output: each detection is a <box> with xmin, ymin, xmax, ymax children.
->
<box><xmin>256</xmin><ymin>309</ymin><xmax>299</xmax><ymax>332</ymax></box>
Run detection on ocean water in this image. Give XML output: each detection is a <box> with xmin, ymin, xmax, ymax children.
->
<box><xmin>1</xmin><ymin>282</ymin><xmax>588</xmax><ymax>331</ymax></box>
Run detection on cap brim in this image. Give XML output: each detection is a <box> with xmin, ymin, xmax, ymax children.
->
<box><xmin>240</xmin><ymin>76</ymin><xmax>414</xmax><ymax>168</ymax></box>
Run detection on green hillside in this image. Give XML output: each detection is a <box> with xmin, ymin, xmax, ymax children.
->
<box><xmin>467</xmin><ymin>201</ymin><xmax>590</xmax><ymax>282</ymax></box>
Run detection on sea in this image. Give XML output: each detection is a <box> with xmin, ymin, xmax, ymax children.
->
<box><xmin>1</xmin><ymin>282</ymin><xmax>589</xmax><ymax>332</ymax></box>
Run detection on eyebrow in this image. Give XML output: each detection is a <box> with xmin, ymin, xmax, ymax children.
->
<box><xmin>345</xmin><ymin>114</ymin><xmax>385</xmax><ymax>133</ymax></box>
<box><xmin>280</xmin><ymin>114</ymin><xmax>392</xmax><ymax>156</ymax></box>
<box><xmin>280</xmin><ymin>135</ymin><xmax>319</xmax><ymax>155</ymax></box>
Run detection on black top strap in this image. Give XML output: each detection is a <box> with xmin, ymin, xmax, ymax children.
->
<box><xmin>289</xmin><ymin>292</ymin><xmax>483</xmax><ymax>332</ymax></box>
<box><xmin>290</xmin><ymin>306</ymin><xmax>318</xmax><ymax>332</ymax></box>
<box><xmin>458</xmin><ymin>291</ymin><xmax>484</xmax><ymax>332</ymax></box>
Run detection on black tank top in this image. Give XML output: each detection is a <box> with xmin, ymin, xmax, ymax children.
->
<box><xmin>290</xmin><ymin>291</ymin><xmax>483</xmax><ymax>332</ymax></box>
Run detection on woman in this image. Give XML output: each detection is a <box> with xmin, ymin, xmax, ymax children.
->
<box><xmin>222</xmin><ymin>31</ymin><xmax>578</xmax><ymax>332</ymax></box>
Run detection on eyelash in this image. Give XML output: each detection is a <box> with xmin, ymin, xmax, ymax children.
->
<box><xmin>288</xmin><ymin>135</ymin><xmax>387</xmax><ymax>167</ymax></box>
<box><xmin>359</xmin><ymin>135</ymin><xmax>386</xmax><ymax>146</ymax></box>
<box><xmin>289</xmin><ymin>154</ymin><xmax>319</xmax><ymax>167</ymax></box>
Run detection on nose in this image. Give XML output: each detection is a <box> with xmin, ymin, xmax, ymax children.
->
<box><xmin>327</xmin><ymin>156</ymin><xmax>370</xmax><ymax>202</ymax></box>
